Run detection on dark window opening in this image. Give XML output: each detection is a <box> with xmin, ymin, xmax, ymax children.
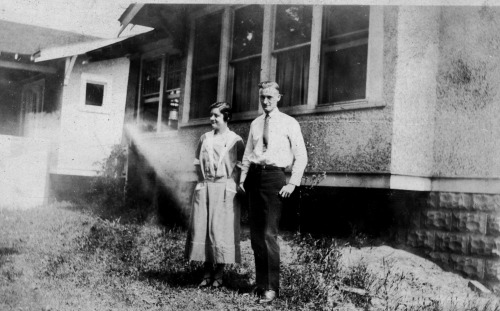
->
<box><xmin>274</xmin><ymin>5</ymin><xmax>312</xmax><ymax>107</ymax></box>
<box><xmin>230</xmin><ymin>5</ymin><xmax>264</xmax><ymax>113</ymax></box>
<box><xmin>191</xmin><ymin>11</ymin><xmax>222</xmax><ymax>119</ymax></box>
<box><xmin>320</xmin><ymin>6</ymin><xmax>369</xmax><ymax>104</ymax></box>
<box><xmin>85</xmin><ymin>83</ymin><xmax>104</xmax><ymax>106</ymax></box>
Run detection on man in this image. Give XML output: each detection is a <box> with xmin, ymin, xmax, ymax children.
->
<box><xmin>239</xmin><ymin>81</ymin><xmax>307</xmax><ymax>303</ymax></box>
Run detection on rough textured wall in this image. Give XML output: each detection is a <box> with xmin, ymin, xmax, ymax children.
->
<box><xmin>58</xmin><ymin>57</ymin><xmax>130</xmax><ymax>175</ymax></box>
<box><xmin>394</xmin><ymin>190</ymin><xmax>500</xmax><ymax>292</ymax></box>
<box><xmin>434</xmin><ymin>7</ymin><xmax>500</xmax><ymax>178</ymax></box>
<box><xmin>297</xmin><ymin>7</ymin><xmax>397</xmax><ymax>173</ymax></box>
<box><xmin>390</xmin><ymin>6</ymin><xmax>441</xmax><ymax>176</ymax></box>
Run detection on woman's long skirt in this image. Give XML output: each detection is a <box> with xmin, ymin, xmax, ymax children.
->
<box><xmin>185</xmin><ymin>179</ymin><xmax>241</xmax><ymax>264</ymax></box>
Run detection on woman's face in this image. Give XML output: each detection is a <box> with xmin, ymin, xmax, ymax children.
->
<box><xmin>210</xmin><ymin>107</ymin><xmax>227</xmax><ymax>131</ymax></box>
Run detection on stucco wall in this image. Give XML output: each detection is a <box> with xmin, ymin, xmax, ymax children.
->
<box><xmin>390</xmin><ymin>6</ymin><xmax>441</xmax><ymax>177</ymax></box>
<box><xmin>434</xmin><ymin>6</ymin><xmax>500</xmax><ymax>178</ymax></box>
<box><xmin>57</xmin><ymin>57</ymin><xmax>130</xmax><ymax>176</ymax></box>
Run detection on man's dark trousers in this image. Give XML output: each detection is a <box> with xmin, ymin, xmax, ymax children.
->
<box><xmin>246</xmin><ymin>164</ymin><xmax>286</xmax><ymax>294</ymax></box>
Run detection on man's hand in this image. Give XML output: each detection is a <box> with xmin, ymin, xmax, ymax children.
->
<box><xmin>279</xmin><ymin>184</ymin><xmax>296</xmax><ymax>198</ymax></box>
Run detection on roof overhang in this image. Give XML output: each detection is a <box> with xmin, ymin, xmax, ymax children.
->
<box><xmin>33</xmin><ymin>36</ymin><xmax>135</xmax><ymax>62</ymax></box>
<box><xmin>117</xmin><ymin>4</ymin><xmax>207</xmax><ymax>54</ymax></box>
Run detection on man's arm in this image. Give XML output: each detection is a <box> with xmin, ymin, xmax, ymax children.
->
<box><xmin>279</xmin><ymin>120</ymin><xmax>307</xmax><ymax>198</ymax></box>
<box><xmin>288</xmin><ymin>120</ymin><xmax>308</xmax><ymax>186</ymax></box>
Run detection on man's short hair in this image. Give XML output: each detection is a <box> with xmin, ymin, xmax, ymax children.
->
<box><xmin>209</xmin><ymin>101</ymin><xmax>232</xmax><ymax>122</ymax></box>
<box><xmin>258</xmin><ymin>81</ymin><xmax>280</xmax><ymax>92</ymax></box>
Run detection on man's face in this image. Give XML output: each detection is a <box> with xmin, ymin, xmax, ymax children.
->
<box><xmin>259</xmin><ymin>87</ymin><xmax>281</xmax><ymax>114</ymax></box>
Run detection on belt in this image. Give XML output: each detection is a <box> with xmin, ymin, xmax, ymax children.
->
<box><xmin>203</xmin><ymin>176</ymin><xmax>227</xmax><ymax>183</ymax></box>
<box><xmin>250</xmin><ymin>163</ymin><xmax>285</xmax><ymax>171</ymax></box>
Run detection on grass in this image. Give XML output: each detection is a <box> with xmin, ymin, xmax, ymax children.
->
<box><xmin>1</xmin><ymin>203</ymin><xmax>499</xmax><ymax>311</ymax></box>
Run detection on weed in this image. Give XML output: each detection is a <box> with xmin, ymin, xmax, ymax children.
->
<box><xmin>280</xmin><ymin>233</ymin><xmax>372</xmax><ymax>310</ymax></box>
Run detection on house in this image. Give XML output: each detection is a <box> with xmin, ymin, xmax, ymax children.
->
<box><xmin>109</xmin><ymin>4</ymin><xmax>500</xmax><ymax>290</ymax></box>
<box><xmin>0</xmin><ymin>19</ymin><xmax>148</xmax><ymax>206</ymax></box>
<box><xmin>30</xmin><ymin>4</ymin><xmax>500</xmax><ymax>290</ymax></box>
<box><xmin>0</xmin><ymin>20</ymin><xmax>98</xmax><ymax>207</ymax></box>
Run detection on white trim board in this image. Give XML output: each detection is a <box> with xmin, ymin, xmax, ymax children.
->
<box><xmin>298</xmin><ymin>173</ymin><xmax>500</xmax><ymax>194</ymax></box>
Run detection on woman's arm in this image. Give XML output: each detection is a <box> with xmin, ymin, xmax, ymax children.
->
<box><xmin>194</xmin><ymin>135</ymin><xmax>204</xmax><ymax>181</ymax></box>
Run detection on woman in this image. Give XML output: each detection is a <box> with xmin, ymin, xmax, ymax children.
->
<box><xmin>185</xmin><ymin>102</ymin><xmax>244</xmax><ymax>288</ymax></box>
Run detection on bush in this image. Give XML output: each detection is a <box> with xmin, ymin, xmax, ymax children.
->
<box><xmin>86</xmin><ymin>144</ymin><xmax>127</xmax><ymax>208</ymax></box>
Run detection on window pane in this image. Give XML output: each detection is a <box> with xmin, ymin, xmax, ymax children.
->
<box><xmin>142</xmin><ymin>58</ymin><xmax>162</xmax><ymax>97</ymax></box>
<box><xmin>194</xmin><ymin>12</ymin><xmax>222</xmax><ymax>69</ymax></box>
<box><xmin>232</xmin><ymin>5</ymin><xmax>264</xmax><ymax>59</ymax></box>
<box><xmin>191</xmin><ymin>12</ymin><xmax>222</xmax><ymax>119</ymax></box>
<box><xmin>165</xmin><ymin>55</ymin><xmax>182</xmax><ymax>90</ymax></box>
<box><xmin>323</xmin><ymin>6</ymin><xmax>369</xmax><ymax>40</ymax></box>
<box><xmin>85</xmin><ymin>83</ymin><xmax>104</xmax><ymax>106</ymax></box>
<box><xmin>231</xmin><ymin>57</ymin><xmax>261</xmax><ymax>113</ymax></box>
<box><xmin>274</xmin><ymin>5</ymin><xmax>312</xmax><ymax>50</ymax></box>
<box><xmin>321</xmin><ymin>44</ymin><xmax>367</xmax><ymax>103</ymax></box>
<box><xmin>140</xmin><ymin>101</ymin><xmax>159</xmax><ymax>132</ymax></box>
<box><xmin>276</xmin><ymin>47</ymin><xmax>310</xmax><ymax>107</ymax></box>
<box><xmin>191</xmin><ymin>76</ymin><xmax>218</xmax><ymax>119</ymax></box>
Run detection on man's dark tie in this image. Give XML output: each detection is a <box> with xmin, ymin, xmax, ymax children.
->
<box><xmin>263</xmin><ymin>113</ymin><xmax>270</xmax><ymax>150</ymax></box>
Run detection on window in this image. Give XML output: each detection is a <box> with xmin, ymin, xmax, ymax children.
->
<box><xmin>80</xmin><ymin>73</ymin><xmax>110</xmax><ymax>113</ymax></box>
<box><xmin>138</xmin><ymin>54</ymin><xmax>182</xmax><ymax>132</ymax></box>
<box><xmin>273</xmin><ymin>5</ymin><xmax>312</xmax><ymax>107</ymax></box>
<box><xmin>229</xmin><ymin>5</ymin><xmax>264</xmax><ymax>113</ymax></box>
<box><xmin>20</xmin><ymin>79</ymin><xmax>45</xmax><ymax>136</ymax></box>
<box><xmin>320</xmin><ymin>6</ymin><xmax>369</xmax><ymax>104</ymax></box>
<box><xmin>85</xmin><ymin>83</ymin><xmax>105</xmax><ymax>106</ymax></box>
<box><xmin>140</xmin><ymin>57</ymin><xmax>162</xmax><ymax>132</ymax></box>
<box><xmin>183</xmin><ymin>5</ymin><xmax>382</xmax><ymax>123</ymax></box>
<box><xmin>190</xmin><ymin>11</ymin><xmax>222</xmax><ymax>119</ymax></box>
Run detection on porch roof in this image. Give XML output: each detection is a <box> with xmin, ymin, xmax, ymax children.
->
<box><xmin>33</xmin><ymin>36</ymin><xmax>136</xmax><ymax>62</ymax></box>
<box><xmin>0</xmin><ymin>19</ymin><xmax>97</xmax><ymax>55</ymax></box>
<box><xmin>117</xmin><ymin>4</ymin><xmax>206</xmax><ymax>37</ymax></box>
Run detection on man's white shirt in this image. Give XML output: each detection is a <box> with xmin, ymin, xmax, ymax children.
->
<box><xmin>240</xmin><ymin>108</ymin><xmax>307</xmax><ymax>186</ymax></box>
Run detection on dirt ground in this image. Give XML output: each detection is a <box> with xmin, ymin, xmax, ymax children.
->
<box><xmin>1</xmin><ymin>205</ymin><xmax>499</xmax><ymax>311</ymax></box>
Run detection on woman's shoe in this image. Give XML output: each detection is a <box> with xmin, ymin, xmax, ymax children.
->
<box><xmin>211</xmin><ymin>278</ymin><xmax>223</xmax><ymax>288</ymax></box>
<box><xmin>199</xmin><ymin>277</ymin><xmax>212</xmax><ymax>288</ymax></box>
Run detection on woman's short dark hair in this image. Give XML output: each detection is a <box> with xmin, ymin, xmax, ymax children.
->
<box><xmin>209</xmin><ymin>102</ymin><xmax>232</xmax><ymax>122</ymax></box>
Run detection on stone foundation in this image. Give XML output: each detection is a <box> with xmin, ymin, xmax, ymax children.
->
<box><xmin>396</xmin><ymin>191</ymin><xmax>500</xmax><ymax>291</ymax></box>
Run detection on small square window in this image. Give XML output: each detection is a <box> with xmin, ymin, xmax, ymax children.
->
<box><xmin>85</xmin><ymin>83</ymin><xmax>105</xmax><ymax>106</ymax></box>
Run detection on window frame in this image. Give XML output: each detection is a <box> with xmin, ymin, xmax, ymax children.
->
<box><xmin>227</xmin><ymin>4</ymin><xmax>265</xmax><ymax>116</ymax></box>
<box><xmin>180</xmin><ymin>5</ymin><xmax>384</xmax><ymax>127</ymax></box>
<box><xmin>270</xmin><ymin>5</ymin><xmax>314</xmax><ymax>108</ymax></box>
<box><xmin>79</xmin><ymin>73</ymin><xmax>111</xmax><ymax>114</ymax></box>
<box><xmin>136</xmin><ymin>50</ymin><xmax>183</xmax><ymax>134</ymax></box>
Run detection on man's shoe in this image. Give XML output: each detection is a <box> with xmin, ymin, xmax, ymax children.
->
<box><xmin>251</xmin><ymin>285</ymin><xmax>264</xmax><ymax>297</ymax></box>
<box><xmin>258</xmin><ymin>290</ymin><xmax>277</xmax><ymax>304</ymax></box>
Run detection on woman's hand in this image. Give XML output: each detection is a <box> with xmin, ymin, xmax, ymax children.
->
<box><xmin>238</xmin><ymin>182</ymin><xmax>245</xmax><ymax>193</ymax></box>
<box><xmin>279</xmin><ymin>184</ymin><xmax>296</xmax><ymax>198</ymax></box>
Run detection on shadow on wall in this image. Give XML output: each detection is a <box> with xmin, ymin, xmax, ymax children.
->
<box><xmin>281</xmin><ymin>187</ymin><xmax>397</xmax><ymax>238</ymax></box>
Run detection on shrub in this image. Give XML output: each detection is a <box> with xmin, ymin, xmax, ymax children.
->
<box><xmin>84</xmin><ymin>144</ymin><xmax>127</xmax><ymax>209</ymax></box>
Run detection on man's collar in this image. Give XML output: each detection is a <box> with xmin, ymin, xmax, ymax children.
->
<box><xmin>264</xmin><ymin>107</ymin><xmax>280</xmax><ymax>118</ymax></box>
